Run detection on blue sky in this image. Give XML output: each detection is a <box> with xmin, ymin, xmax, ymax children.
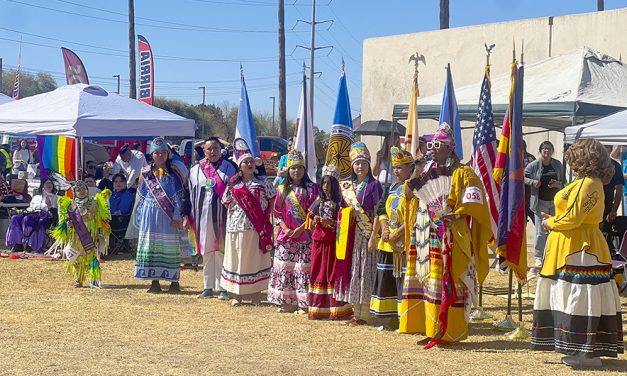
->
<box><xmin>1</xmin><ymin>0</ymin><xmax>626</xmax><ymax>132</ymax></box>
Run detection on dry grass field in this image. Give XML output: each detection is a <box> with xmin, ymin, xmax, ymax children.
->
<box><xmin>0</xmin><ymin>255</ymin><xmax>625</xmax><ymax>376</ymax></box>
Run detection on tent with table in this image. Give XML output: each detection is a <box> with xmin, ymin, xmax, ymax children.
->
<box><xmin>0</xmin><ymin>84</ymin><xmax>195</xmax><ymax>173</ymax></box>
<box><xmin>392</xmin><ymin>47</ymin><xmax>627</xmax><ymax>132</ymax></box>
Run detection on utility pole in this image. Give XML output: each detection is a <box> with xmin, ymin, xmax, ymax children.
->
<box><xmin>597</xmin><ymin>0</ymin><xmax>604</xmax><ymax>11</ymax></box>
<box><xmin>269</xmin><ymin>96</ymin><xmax>276</xmax><ymax>134</ymax></box>
<box><xmin>128</xmin><ymin>0</ymin><xmax>137</xmax><ymax>99</ymax></box>
<box><xmin>199</xmin><ymin>86</ymin><xmax>206</xmax><ymax>139</ymax></box>
<box><xmin>294</xmin><ymin>3</ymin><xmax>332</xmax><ymax>131</ymax></box>
<box><xmin>440</xmin><ymin>0</ymin><xmax>450</xmax><ymax>29</ymax></box>
<box><xmin>113</xmin><ymin>74</ymin><xmax>120</xmax><ymax>94</ymax></box>
<box><xmin>0</xmin><ymin>58</ymin><xmax>3</xmax><ymax>93</ymax></box>
<box><xmin>278</xmin><ymin>0</ymin><xmax>287</xmax><ymax>139</ymax></box>
<box><xmin>309</xmin><ymin>0</ymin><xmax>317</xmax><ymax>126</ymax></box>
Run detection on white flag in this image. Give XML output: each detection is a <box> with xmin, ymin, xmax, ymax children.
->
<box><xmin>294</xmin><ymin>75</ymin><xmax>317</xmax><ymax>181</ymax></box>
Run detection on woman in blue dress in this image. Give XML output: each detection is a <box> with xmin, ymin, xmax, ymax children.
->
<box><xmin>133</xmin><ymin>137</ymin><xmax>189</xmax><ymax>293</ymax></box>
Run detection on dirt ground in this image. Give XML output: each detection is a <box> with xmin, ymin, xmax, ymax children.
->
<box><xmin>0</xmin><ymin>255</ymin><xmax>625</xmax><ymax>376</ymax></box>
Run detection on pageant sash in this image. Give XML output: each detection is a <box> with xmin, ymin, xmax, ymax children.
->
<box><xmin>336</xmin><ymin>206</ymin><xmax>354</xmax><ymax>260</ymax></box>
<box><xmin>231</xmin><ymin>182</ymin><xmax>273</xmax><ymax>253</ymax></box>
<box><xmin>142</xmin><ymin>165</ymin><xmax>175</xmax><ymax>221</ymax></box>
<box><xmin>200</xmin><ymin>159</ymin><xmax>227</xmax><ymax>199</ymax></box>
<box><xmin>67</xmin><ymin>205</ymin><xmax>95</xmax><ymax>253</ymax></box>
<box><xmin>341</xmin><ymin>180</ymin><xmax>373</xmax><ymax>233</ymax></box>
<box><xmin>279</xmin><ymin>186</ymin><xmax>308</xmax><ymax>225</ymax></box>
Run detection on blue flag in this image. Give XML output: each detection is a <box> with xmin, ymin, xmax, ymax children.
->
<box><xmin>332</xmin><ymin>72</ymin><xmax>353</xmax><ymax>136</ymax></box>
<box><xmin>234</xmin><ymin>75</ymin><xmax>260</xmax><ymax>157</ymax></box>
<box><xmin>439</xmin><ymin>64</ymin><xmax>463</xmax><ymax>159</ymax></box>
<box><xmin>325</xmin><ymin>69</ymin><xmax>355</xmax><ymax>179</ymax></box>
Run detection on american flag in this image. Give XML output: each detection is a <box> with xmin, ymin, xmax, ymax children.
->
<box><xmin>470</xmin><ymin>67</ymin><xmax>499</xmax><ymax>239</ymax></box>
<box><xmin>12</xmin><ymin>68</ymin><xmax>20</xmax><ymax>100</ymax></box>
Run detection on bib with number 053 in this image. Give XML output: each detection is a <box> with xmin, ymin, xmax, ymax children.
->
<box><xmin>462</xmin><ymin>186</ymin><xmax>483</xmax><ymax>204</ymax></box>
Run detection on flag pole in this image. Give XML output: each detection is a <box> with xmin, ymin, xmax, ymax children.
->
<box><xmin>494</xmin><ymin>269</ymin><xmax>517</xmax><ymax>331</ymax></box>
<box><xmin>303</xmin><ymin>62</ymin><xmax>309</xmax><ymax>180</ymax></box>
<box><xmin>470</xmin><ymin>43</ymin><xmax>496</xmax><ymax>323</ymax></box>
<box><xmin>506</xmin><ymin>40</ymin><xmax>531</xmax><ymax>341</ymax></box>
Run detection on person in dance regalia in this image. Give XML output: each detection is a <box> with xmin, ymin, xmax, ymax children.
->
<box><xmin>133</xmin><ymin>137</ymin><xmax>190</xmax><ymax>294</ymax></box>
<box><xmin>406</xmin><ymin>123</ymin><xmax>491</xmax><ymax>348</ymax></box>
<box><xmin>268</xmin><ymin>149</ymin><xmax>318</xmax><ymax>312</ymax></box>
<box><xmin>369</xmin><ymin>146</ymin><xmax>415</xmax><ymax>328</ymax></box>
<box><xmin>189</xmin><ymin>138</ymin><xmax>238</xmax><ymax>300</ymax></box>
<box><xmin>50</xmin><ymin>181</ymin><xmax>111</xmax><ymax>288</ymax></box>
<box><xmin>531</xmin><ymin>139</ymin><xmax>624</xmax><ymax>368</ymax></box>
<box><xmin>336</xmin><ymin>142</ymin><xmax>383</xmax><ymax>326</ymax></box>
<box><xmin>307</xmin><ymin>164</ymin><xmax>353</xmax><ymax>320</ymax></box>
<box><xmin>220</xmin><ymin>147</ymin><xmax>275</xmax><ymax>306</ymax></box>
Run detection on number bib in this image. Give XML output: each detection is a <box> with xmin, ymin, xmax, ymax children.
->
<box><xmin>462</xmin><ymin>186</ymin><xmax>483</xmax><ymax>204</ymax></box>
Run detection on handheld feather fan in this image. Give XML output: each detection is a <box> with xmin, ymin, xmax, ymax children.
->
<box><xmin>411</xmin><ymin>162</ymin><xmax>454</xmax><ymax>219</ymax></box>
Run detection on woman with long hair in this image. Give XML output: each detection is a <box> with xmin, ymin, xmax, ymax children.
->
<box><xmin>133</xmin><ymin>137</ymin><xmax>190</xmax><ymax>294</ymax></box>
<box><xmin>531</xmin><ymin>139</ymin><xmax>624</xmax><ymax>367</ymax></box>
<box><xmin>12</xmin><ymin>139</ymin><xmax>32</xmax><ymax>175</ymax></box>
<box><xmin>268</xmin><ymin>149</ymin><xmax>318</xmax><ymax>313</ymax></box>
<box><xmin>336</xmin><ymin>142</ymin><xmax>383</xmax><ymax>326</ymax></box>
<box><xmin>221</xmin><ymin>150</ymin><xmax>275</xmax><ymax>306</ymax></box>
<box><xmin>307</xmin><ymin>164</ymin><xmax>353</xmax><ymax>320</ymax></box>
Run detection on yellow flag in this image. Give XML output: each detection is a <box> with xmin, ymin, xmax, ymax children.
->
<box><xmin>404</xmin><ymin>72</ymin><xmax>420</xmax><ymax>157</ymax></box>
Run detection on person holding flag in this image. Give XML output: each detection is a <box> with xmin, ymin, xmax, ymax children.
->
<box><xmin>336</xmin><ymin>142</ymin><xmax>383</xmax><ymax>326</ymax></box>
<box><xmin>190</xmin><ymin>137</ymin><xmax>238</xmax><ymax>300</ymax></box>
<box><xmin>406</xmin><ymin>123</ymin><xmax>491</xmax><ymax>348</ymax></box>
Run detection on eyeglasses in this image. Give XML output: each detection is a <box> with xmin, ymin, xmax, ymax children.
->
<box><xmin>426</xmin><ymin>140</ymin><xmax>443</xmax><ymax>150</ymax></box>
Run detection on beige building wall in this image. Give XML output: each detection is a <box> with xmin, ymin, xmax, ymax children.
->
<box><xmin>361</xmin><ymin>8</ymin><xmax>627</xmax><ymax>160</ymax></box>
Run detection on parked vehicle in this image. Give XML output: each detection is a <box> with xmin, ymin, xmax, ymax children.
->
<box><xmin>258</xmin><ymin>136</ymin><xmax>288</xmax><ymax>176</ymax></box>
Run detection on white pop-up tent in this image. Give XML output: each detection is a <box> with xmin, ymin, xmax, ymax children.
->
<box><xmin>393</xmin><ymin>47</ymin><xmax>627</xmax><ymax>131</ymax></box>
<box><xmin>0</xmin><ymin>93</ymin><xmax>12</xmax><ymax>105</ymax></box>
<box><xmin>0</xmin><ymin>84</ymin><xmax>195</xmax><ymax>137</ymax></box>
<box><xmin>565</xmin><ymin>108</ymin><xmax>627</xmax><ymax>145</ymax></box>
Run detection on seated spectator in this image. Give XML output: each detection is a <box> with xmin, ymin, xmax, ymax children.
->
<box><xmin>29</xmin><ymin>177</ymin><xmax>59</xmax><ymax>229</ymax></box>
<box><xmin>97</xmin><ymin>162</ymin><xmax>114</xmax><ymax>192</ymax></box>
<box><xmin>9</xmin><ymin>178</ymin><xmax>31</xmax><ymax>204</ymax></box>
<box><xmin>110</xmin><ymin>173</ymin><xmax>134</xmax><ymax>216</ymax></box>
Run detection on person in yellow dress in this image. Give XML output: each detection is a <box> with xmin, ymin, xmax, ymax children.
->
<box><xmin>531</xmin><ymin>138</ymin><xmax>624</xmax><ymax>368</ymax></box>
<box><xmin>369</xmin><ymin>147</ymin><xmax>415</xmax><ymax>329</ymax></box>
<box><xmin>406</xmin><ymin>123</ymin><xmax>491</xmax><ymax>348</ymax></box>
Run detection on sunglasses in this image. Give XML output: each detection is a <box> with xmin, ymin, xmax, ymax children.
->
<box><xmin>86</xmin><ymin>165</ymin><xmax>96</xmax><ymax>169</ymax></box>
<box><xmin>426</xmin><ymin>140</ymin><xmax>445</xmax><ymax>150</ymax></box>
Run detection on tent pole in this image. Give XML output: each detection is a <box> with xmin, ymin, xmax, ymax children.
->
<box><xmin>74</xmin><ymin>136</ymin><xmax>80</xmax><ymax>181</ymax></box>
<box><xmin>80</xmin><ymin>136</ymin><xmax>85</xmax><ymax>180</ymax></box>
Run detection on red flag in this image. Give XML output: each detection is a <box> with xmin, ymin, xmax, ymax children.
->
<box><xmin>137</xmin><ymin>35</ymin><xmax>154</xmax><ymax>105</ymax></box>
<box><xmin>61</xmin><ymin>47</ymin><xmax>89</xmax><ymax>85</ymax></box>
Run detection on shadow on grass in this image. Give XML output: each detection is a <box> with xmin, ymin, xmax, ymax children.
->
<box><xmin>436</xmin><ymin>339</ymin><xmax>531</xmax><ymax>351</ymax></box>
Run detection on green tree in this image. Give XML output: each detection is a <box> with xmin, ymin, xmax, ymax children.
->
<box><xmin>1</xmin><ymin>70</ymin><xmax>57</xmax><ymax>98</ymax></box>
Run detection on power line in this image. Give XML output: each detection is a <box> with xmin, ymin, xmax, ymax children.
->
<box><xmin>0</xmin><ymin>32</ymin><xmax>279</xmax><ymax>63</ymax></box>
<box><xmin>8</xmin><ymin>0</ymin><xmax>305</xmax><ymax>34</ymax></box>
<box><xmin>54</xmin><ymin>0</ymin><xmax>302</xmax><ymax>34</ymax></box>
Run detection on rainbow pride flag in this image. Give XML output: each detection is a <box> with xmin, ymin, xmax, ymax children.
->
<box><xmin>37</xmin><ymin>135</ymin><xmax>76</xmax><ymax>180</ymax></box>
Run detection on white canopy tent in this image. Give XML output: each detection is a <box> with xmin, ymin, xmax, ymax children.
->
<box><xmin>0</xmin><ymin>93</ymin><xmax>12</xmax><ymax>105</ymax></box>
<box><xmin>393</xmin><ymin>47</ymin><xmax>627</xmax><ymax>132</ymax></box>
<box><xmin>0</xmin><ymin>84</ymin><xmax>195</xmax><ymax>137</ymax></box>
<box><xmin>565</xmin><ymin>109</ymin><xmax>627</xmax><ymax>145</ymax></box>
